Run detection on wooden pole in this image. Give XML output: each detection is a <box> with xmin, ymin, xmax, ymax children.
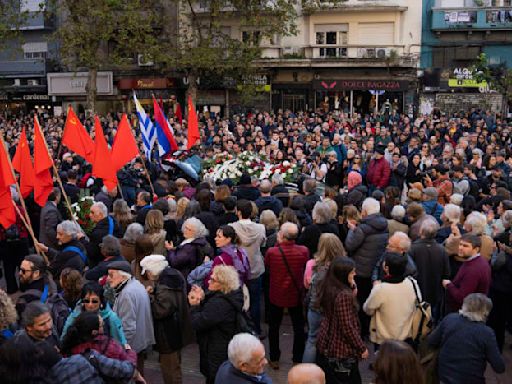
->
<box><xmin>34</xmin><ymin>115</ymin><xmax>78</xmax><ymax>225</ymax></box>
<box><xmin>139</xmin><ymin>155</ymin><xmax>156</xmax><ymax>198</ymax></box>
<box><xmin>12</xmin><ymin>202</ymin><xmax>48</xmax><ymax>264</ymax></box>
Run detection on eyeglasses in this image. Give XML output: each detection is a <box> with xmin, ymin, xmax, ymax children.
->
<box><xmin>82</xmin><ymin>299</ymin><xmax>100</xmax><ymax>304</ymax></box>
<box><xmin>19</xmin><ymin>268</ymin><xmax>34</xmax><ymax>274</ymax></box>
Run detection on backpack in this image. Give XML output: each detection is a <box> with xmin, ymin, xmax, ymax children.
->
<box><xmin>408</xmin><ymin>277</ymin><xmax>433</xmax><ymax>348</ymax></box>
<box><xmin>221</xmin><ymin>295</ymin><xmax>257</xmax><ymax>336</ymax></box>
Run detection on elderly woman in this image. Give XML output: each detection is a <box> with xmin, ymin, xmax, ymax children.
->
<box><xmin>298</xmin><ymin>201</ymin><xmax>340</xmax><ymax>256</ymax></box>
<box><xmin>145</xmin><ymin>209</ymin><xmax>167</xmax><ymax>255</ymax></box>
<box><xmin>428</xmin><ymin>293</ymin><xmax>504</xmax><ymax>384</ymax></box>
<box><xmin>61</xmin><ymin>281</ymin><xmax>127</xmax><ymax>347</ymax></box>
<box><xmin>35</xmin><ymin>220</ymin><xmax>86</xmax><ymax>279</ymax></box>
<box><xmin>0</xmin><ymin>289</ymin><xmax>17</xmax><ymax>345</ymax></box>
<box><xmin>387</xmin><ymin>205</ymin><xmax>409</xmax><ymax>237</ymax></box>
<box><xmin>188</xmin><ymin>265</ymin><xmax>244</xmax><ymax>384</ymax></box>
<box><xmin>166</xmin><ymin>217</ymin><xmax>213</xmax><ymax>280</ymax></box>
<box><xmin>120</xmin><ymin>223</ymin><xmax>144</xmax><ymax>263</ymax></box>
<box><xmin>140</xmin><ymin>255</ymin><xmax>194</xmax><ymax>384</ymax></box>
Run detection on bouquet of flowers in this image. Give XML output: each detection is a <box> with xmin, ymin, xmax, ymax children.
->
<box><xmin>202</xmin><ymin>151</ymin><xmax>299</xmax><ymax>183</ymax></box>
<box><xmin>70</xmin><ymin>196</ymin><xmax>96</xmax><ymax>235</ymax></box>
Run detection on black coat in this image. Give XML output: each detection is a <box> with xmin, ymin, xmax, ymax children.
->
<box><xmin>233</xmin><ymin>186</ymin><xmax>260</xmax><ymax>201</ymax></box>
<box><xmin>48</xmin><ymin>239</ymin><xmax>86</xmax><ymax>279</ymax></box>
<box><xmin>325</xmin><ymin>161</ymin><xmax>343</xmax><ymax>188</ymax></box>
<box><xmin>85</xmin><ymin>216</ymin><xmax>122</xmax><ymax>267</ymax></box>
<box><xmin>298</xmin><ymin>222</ymin><xmax>340</xmax><ymax>256</ymax></box>
<box><xmin>196</xmin><ymin>211</ymin><xmax>219</xmax><ymax>248</ymax></box>
<box><xmin>150</xmin><ymin>268</ymin><xmax>194</xmax><ymax>353</ymax></box>
<box><xmin>191</xmin><ymin>288</ymin><xmax>244</xmax><ymax>380</ymax></box>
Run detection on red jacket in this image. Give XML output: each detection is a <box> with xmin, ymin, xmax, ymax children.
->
<box><xmin>70</xmin><ymin>335</ymin><xmax>137</xmax><ymax>365</ymax></box>
<box><xmin>264</xmin><ymin>240</ymin><xmax>309</xmax><ymax>308</ymax></box>
<box><xmin>367</xmin><ymin>157</ymin><xmax>391</xmax><ymax>189</ymax></box>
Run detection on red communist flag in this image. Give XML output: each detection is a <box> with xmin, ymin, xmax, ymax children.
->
<box><xmin>62</xmin><ymin>106</ymin><xmax>95</xmax><ymax>163</ymax></box>
<box><xmin>92</xmin><ymin>116</ymin><xmax>117</xmax><ymax>191</ymax></box>
<box><xmin>187</xmin><ymin>96</ymin><xmax>200</xmax><ymax>150</ymax></box>
<box><xmin>33</xmin><ymin>116</ymin><xmax>54</xmax><ymax>207</ymax></box>
<box><xmin>0</xmin><ymin>136</ymin><xmax>16</xmax><ymax>228</ymax></box>
<box><xmin>12</xmin><ymin>127</ymin><xmax>35</xmax><ymax>198</ymax></box>
<box><xmin>111</xmin><ymin>114</ymin><xmax>139</xmax><ymax>171</ymax></box>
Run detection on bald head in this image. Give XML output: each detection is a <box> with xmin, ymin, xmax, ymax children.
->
<box><xmin>288</xmin><ymin>364</ymin><xmax>325</xmax><ymax>384</ymax></box>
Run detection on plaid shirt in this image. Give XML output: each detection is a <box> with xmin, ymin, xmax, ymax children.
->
<box><xmin>48</xmin><ymin>350</ymin><xmax>134</xmax><ymax>384</ymax></box>
<box><xmin>317</xmin><ymin>289</ymin><xmax>366</xmax><ymax>359</ymax></box>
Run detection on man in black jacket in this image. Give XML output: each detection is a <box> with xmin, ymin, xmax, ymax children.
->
<box><xmin>255</xmin><ymin>179</ymin><xmax>283</xmax><ymax>216</ymax></box>
<box><xmin>86</xmin><ymin>202</ymin><xmax>122</xmax><ymax>267</ymax></box>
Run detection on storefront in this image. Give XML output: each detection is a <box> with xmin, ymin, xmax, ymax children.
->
<box><xmin>0</xmin><ymin>89</ymin><xmax>54</xmax><ymax>114</ymax></box>
<box><xmin>47</xmin><ymin>71</ymin><xmax>115</xmax><ymax>115</ymax></box>
<box><xmin>312</xmin><ymin>79</ymin><xmax>411</xmax><ymax>116</ymax></box>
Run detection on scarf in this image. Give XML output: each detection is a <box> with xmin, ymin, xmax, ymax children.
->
<box><xmin>220</xmin><ymin>244</ymin><xmax>249</xmax><ymax>277</ymax></box>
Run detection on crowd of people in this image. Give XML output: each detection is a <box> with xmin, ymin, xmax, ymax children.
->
<box><xmin>0</xmin><ymin>106</ymin><xmax>510</xmax><ymax>384</ymax></box>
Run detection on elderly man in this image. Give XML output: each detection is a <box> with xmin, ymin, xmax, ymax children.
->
<box><xmin>255</xmin><ymin>179</ymin><xmax>283</xmax><ymax>216</ymax></box>
<box><xmin>345</xmin><ymin>197</ymin><xmax>388</xmax><ymax>336</ymax></box>
<box><xmin>265</xmin><ymin>222</ymin><xmax>309</xmax><ymax>369</ymax></box>
<box><xmin>409</xmin><ymin>218</ymin><xmax>450</xmax><ymax>322</ymax></box>
<box><xmin>107</xmin><ymin>260</ymin><xmax>155</xmax><ymax>374</ymax></box>
<box><xmin>288</xmin><ymin>364</ymin><xmax>325</xmax><ymax>384</ymax></box>
<box><xmin>35</xmin><ymin>220</ymin><xmax>86</xmax><ymax>280</ymax></box>
<box><xmin>39</xmin><ymin>187</ymin><xmax>63</xmax><ymax>250</ymax></box>
<box><xmin>86</xmin><ymin>201</ymin><xmax>122</xmax><ymax>267</ymax></box>
<box><xmin>371</xmin><ymin>231</ymin><xmax>417</xmax><ymax>284</ymax></box>
<box><xmin>214</xmin><ymin>333</ymin><xmax>271</xmax><ymax>384</ymax></box>
<box><xmin>85</xmin><ymin>235</ymin><xmax>126</xmax><ymax>281</ymax></box>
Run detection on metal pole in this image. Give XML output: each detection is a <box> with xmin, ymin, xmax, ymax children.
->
<box><xmin>350</xmin><ymin>90</ymin><xmax>354</xmax><ymax>118</ymax></box>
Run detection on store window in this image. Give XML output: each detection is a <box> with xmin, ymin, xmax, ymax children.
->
<box><xmin>314</xmin><ymin>24</ymin><xmax>348</xmax><ymax>58</ymax></box>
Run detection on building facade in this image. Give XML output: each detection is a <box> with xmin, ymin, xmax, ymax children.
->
<box><xmin>421</xmin><ymin>0</ymin><xmax>512</xmax><ymax>115</ymax></box>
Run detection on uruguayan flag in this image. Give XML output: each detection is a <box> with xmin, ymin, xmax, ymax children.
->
<box><xmin>133</xmin><ymin>93</ymin><xmax>156</xmax><ymax>160</ymax></box>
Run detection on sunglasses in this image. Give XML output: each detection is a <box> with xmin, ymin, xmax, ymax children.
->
<box><xmin>82</xmin><ymin>299</ymin><xmax>100</xmax><ymax>304</ymax></box>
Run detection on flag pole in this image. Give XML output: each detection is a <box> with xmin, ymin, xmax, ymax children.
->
<box><xmin>139</xmin><ymin>155</ymin><xmax>156</xmax><ymax>198</ymax></box>
<box><xmin>0</xmin><ymin>134</ymin><xmax>45</xmax><ymax>259</ymax></box>
<box><xmin>34</xmin><ymin>115</ymin><xmax>77</xmax><ymax>225</ymax></box>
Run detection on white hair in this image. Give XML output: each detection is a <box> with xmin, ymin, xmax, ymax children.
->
<box><xmin>182</xmin><ymin>217</ymin><xmax>209</xmax><ymax>238</ymax></box>
<box><xmin>312</xmin><ymin>202</ymin><xmax>332</xmax><ymax>224</ymax></box>
<box><xmin>123</xmin><ymin>223</ymin><xmax>144</xmax><ymax>243</ymax></box>
<box><xmin>271</xmin><ymin>172</ymin><xmax>284</xmax><ymax>186</ymax></box>
<box><xmin>57</xmin><ymin>220</ymin><xmax>81</xmax><ymax>239</ymax></box>
<box><xmin>390</xmin><ymin>205</ymin><xmax>405</xmax><ymax>220</ymax></box>
<box><xmin>459</xmin><ymin>293</ymin><xmax>493</xmax><ymax>322</ymax></box>
<box><xmin>390</xmin><ymin>231</ymin><xmax>412</xmax><ymax>252</ymax></box>
<box><xmin>362</xmin><ymin>197</ymin><xmax>380</xmax><ymax>216</ymax></box>
<box><xmin>92</xmin><ymin>201</ymin><xmax>108</xmax><ymax>217</ymax></box>
<box><xmin>116</xmin><ymin>270</ymin><xmax>132</xmax><ymax>280</ymax></box>
<box><xmin>464</xmin><ymin>211</ymin><xmax>487</xmax><ymax>235</ymax></box>
<box><xmin>420</xmin><ymin>218</ymin><xmax>440</xmax><ymax>239</ymax></box>
<box><xmin>228</xmin><ymin>333</ymin><xmax>263</xmax><ymax>368</ymax></box>
<box><xmin>443</xmin><ymin>204</ymin><xmax>461</xmax><ymax>224</ymax></box>
<box><xmin>449</xmin><ymin>193</ymin><xmax>464</xmax><ymax>206</ymax></box>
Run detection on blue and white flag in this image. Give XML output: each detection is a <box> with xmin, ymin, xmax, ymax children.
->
<box><xmin>133</xmin><ymin>93</ymin><xmax>156</xmax><ymax>160</ymax></box>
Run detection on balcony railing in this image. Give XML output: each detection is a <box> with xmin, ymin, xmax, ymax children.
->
<box><xmin>432</xmin><ymin>7</ymin><xmax>512</xmax><ymax>30</ymax></box>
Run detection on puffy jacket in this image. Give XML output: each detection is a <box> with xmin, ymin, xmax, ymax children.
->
<box><xmin>345</xmin><ymin>213</ymin><xmax>388</xmax><ymax>278</ymax></box>
<box><xmin>167</xmin><ymin>237</ymin><xmax>213</xmax><ymax>279</ymax></box>
<box><xmin>367</xmin><ymin>157</ymin><xmax>391</xmax><ymax>189</ymax></box>
<box><xmin>191</xmin><ymin>289</ymin><xmax>244</xmax><ymax>381</ymax></box>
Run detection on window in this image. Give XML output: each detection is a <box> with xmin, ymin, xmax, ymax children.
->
<box><xmin>314</xmin><ymin>24</ymin><xmax>348</xmax><ymax>58</ymax></box>
<box><xmin>21</xmin><ymin>0</ymin><xmax>45</xmax><ymax>12</ymax></box>
<box><xmin>22</xmin><ymin>42</ymin><xmax>48</xmax><ymax>60</ymax></box>
<box><xmin>242</xmin><ymin>31</ymin><xmax>261</xmax><ymax>46</ymax></box>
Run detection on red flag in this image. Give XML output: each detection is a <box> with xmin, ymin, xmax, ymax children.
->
<box><xmin>0</xmin><ymin>138</ymin><xmax>16</xmax><ymax>228</ymax></box>
<box><xmin>187</xmin><ymin>96</ymin><xmax>200</xmax><ymax>150</ymax></box>
<box><xmin>92</xmin><ymin>116</ymin><xmax>117</xmax><ymax>191</ymax></box>
<box><xmin>12</xmin><ymin>127</ymin><xmax>35</xmax><ymax>198</ymax></box>
<box><xmin>111</xmin><ymin>114</ymin><xmax>139</xmax><ymax>171</ymax></box>
<box><xmin>33</xmin><ymin>116</ymin><xmax>53</xmax><ymax>207</ymax></box>
<box><xmin>175</xmin><ymin>102</ymin><xmax>183</xmax><ymax>124</ymax></box>
<box><xmin>153</xmin><ymin>96</ymin><xmax>178</xmax><ymax>152</ymax></box>
<box><xmin>62</xmin><ymin>106</ymin><xmax>95</xmax><ymax>163</ymax></box>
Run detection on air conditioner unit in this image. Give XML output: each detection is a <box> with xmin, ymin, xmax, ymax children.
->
<box><xmin>359</xmin><ymin>48</ymin><xmax>376</xmax><ymax>59</ymax></box>
<box><xmin>137</xmin><ymin>54</ymin><xmax>154</xmax><ymax>67</ymax></box>
<box><xmin>376</xmin><ymin>48</ymin><xmax>390</xmax><ymax>59</ymax></box>
<box><xmin>13</xmin><ymin>79</ymin><xmax>21</xmax><ymax>86</ymax></box>
<box><xmin>27</xmin><ymin>79</ymin><xmax>39</xmax><ymax>86</ymax></box>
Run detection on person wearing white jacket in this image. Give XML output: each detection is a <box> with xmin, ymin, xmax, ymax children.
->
<box><xmin>363</xmin><ymin>252</ymin><xmax>419</xmax><ymax>346</ymax></box>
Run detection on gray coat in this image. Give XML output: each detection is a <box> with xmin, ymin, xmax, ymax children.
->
<box><xmin>345</xmin><ymin>213</ymin><xmax>388</xmax><ymax>278</ymax></box>
<box><xmin>113</xmin><ymin>277</ymin><xmax>155</xmax><ymax>352</ymax></box>
<box><xmin>39</xmin><ymin>201</ymin><xmax>62</xmax><ymax>249</ymax></box>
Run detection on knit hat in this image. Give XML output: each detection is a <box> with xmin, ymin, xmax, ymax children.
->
<box><xmin>347</xmin><ymin>171</ymin><xmax>363</xmax><ymax>191</ymax></box>
<box><xmin>140</xmin><ymin>255</ymin><xmax>169</xmax><ymax>276</ymax></box>
<box><xmin>375</xmin><ymin>145</ymin><xmax>386</xmax><ymax>155</ymax></box>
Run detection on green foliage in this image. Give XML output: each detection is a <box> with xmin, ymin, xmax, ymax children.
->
<box><xmin>471</xmin><ymin>53</ymin><xmax>512</xmax><ymax>98</ymax></box>
<box><xmin>0</xmin><ymin>0</ymin><xmax>40</xmax><ymax>50</ymax></box>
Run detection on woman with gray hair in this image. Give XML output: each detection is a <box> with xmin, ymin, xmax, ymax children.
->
<box><xmin>165</xmin><ymin>217</ymin><xmax>213</xmax><ymax>280</ymax></box>
<box><xmin>428</xmin><ymin>293</ymin><xmax>505</xmax><ymax>383</ymax></box>
<box><xmin>387</xmin><ymin>205</ymin><xmax>409</xmax><ymax>237</ymax></box>
<box><xmin>298</xmin><ymin>201</ymin><xmax>340</xmax><ymax>256</ymax></box>
<box><xmin>119</xmin><ymin>223</ymin><xmax>144</xmax><ymax>263</ymax></box>
<box><xmin>35</xmin><ymin>220</ymin><xmax>87</xmax><ymax>280</ymax></box>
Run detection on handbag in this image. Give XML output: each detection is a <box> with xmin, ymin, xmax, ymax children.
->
<box><xmin>408</xmin><ymin>277</ymin><xmax>433</xmax><ymax>348</ymax></box>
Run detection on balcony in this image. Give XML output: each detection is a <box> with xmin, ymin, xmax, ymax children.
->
<box><xmin>257</xmin><ymin>45</ymin><xmax>419</xmax><ymax>68</ymax></box>
<box><xmin>0</xmin><ymin>60</ymin><xmax>48</xmax><ymax>78</ymax></box>
<box><xmin>432</xmin><ymin>7</ymin><xmax>512</xmax><ymax>31</ymax></box>
<box><xmin>18</xmin><ymin>12</ymin><xmax>55</xmax><ymax>31</ymax></box>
